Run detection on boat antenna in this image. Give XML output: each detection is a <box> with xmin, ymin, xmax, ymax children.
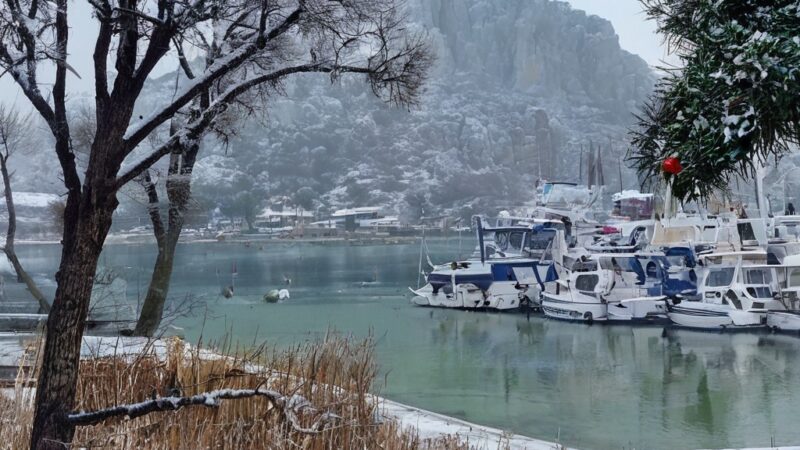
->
<box><xmin>587</xmin><ymin>140</ymin><xmax>594</xmax><ymax>189</ymax></box>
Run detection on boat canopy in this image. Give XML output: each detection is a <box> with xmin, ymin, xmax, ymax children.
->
<box><xmin>650</xmin><ymin>222</ymin><xmax>701</xmax><ymax>246</ymax></box>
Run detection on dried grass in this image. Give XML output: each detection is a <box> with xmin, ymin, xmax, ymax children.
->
<box><xmin>0</xmin><ymin>334</ymin><xmax>470</xmax><ymax>450</ymax></box>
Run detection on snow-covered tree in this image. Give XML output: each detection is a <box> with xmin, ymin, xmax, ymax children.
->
<box><xmin>0</xmin><ymin>1</ymin><xmax>430</xmax><ymax>447</ymax></box>
<box><xmin>629</xmin><ymin>0</ymin><xmax>800</xmax><ymax>199</ymax></box>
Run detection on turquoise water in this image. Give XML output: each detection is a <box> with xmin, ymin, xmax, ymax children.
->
<box><xmin>13</xmin><ymin>240</ymin><xmax>800</xmax><ymax>449</ymax></box>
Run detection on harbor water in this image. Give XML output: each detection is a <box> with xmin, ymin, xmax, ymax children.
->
<box><xmin>11</xmin><ymin>239</ymin><xmax>800</xmax><ymax>450</ymax></box>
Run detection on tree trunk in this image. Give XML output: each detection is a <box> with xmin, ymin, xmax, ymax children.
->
<box><xmin>29</xmin><ymin>202</ymin><xmax>113</xmax><ymax>449</ymax></box>
<box><xmin>133</xmin><ymin>146</ymin><xmax>197</xmax><ymax>337</ymax></box>
<box><xmin>0</xmin><ymin>156</ymin><xmax>50</xmax><ymax>313</ymax></box>
<box><xmin>30</xmin><ymin>99</ymin><xmax>121</xmax><ymax>448</ymax></box>
<box><xmin>133</xmin><ymin>230</ymin><xmax>180</xmax><ymax>336</ymax></box>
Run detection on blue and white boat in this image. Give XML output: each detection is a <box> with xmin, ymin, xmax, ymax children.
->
<box><xmin>410</xmin><ymin>218</ymin><xmax>567</xmax><ymax>311</ymax></box>
<box><xmin>540</xmin><ymin>252</ymin><xmax>683</xmax><ymax>323</ymax></box>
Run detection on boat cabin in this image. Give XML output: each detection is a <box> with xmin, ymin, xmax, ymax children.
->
<box><xmin>698</xmin><ymin>252</ymin><xmax>777</xmax><ymax>309</ymax></box>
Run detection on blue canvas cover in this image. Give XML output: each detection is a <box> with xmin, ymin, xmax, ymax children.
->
<box><xmin>650</xmin><ymin>254</ymin><xmax>697</xmax><ymax>297</ymax></box>
<box><xmin>665</xmin><ymin>246</ymin><xmax>696</xmax><ymax>268</ymax></box>
<box><xmin>627</xmin><ymin>258</ymin><xmax>646</xmax><ymax>285</ymax></box>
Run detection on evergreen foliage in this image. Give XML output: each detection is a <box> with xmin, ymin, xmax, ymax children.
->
<box><xmin>629</xmin><ymin>0</ymin><xmax>800</xmax><ymax>199</ymax></box>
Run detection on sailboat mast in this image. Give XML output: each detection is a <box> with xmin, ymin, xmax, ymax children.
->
<box><xmin>755</xmin><ymin>162</ymin><xmax>769</xmax><ymax>220</ymax></box>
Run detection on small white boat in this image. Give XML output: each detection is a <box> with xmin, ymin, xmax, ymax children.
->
<box><xmin>767</xmin><ymin>310</ymin><xmax>800</xmax><ymax>332</ymax></box>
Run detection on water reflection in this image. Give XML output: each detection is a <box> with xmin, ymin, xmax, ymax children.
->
<box><xmin>11</xmin><ymin>241</ymin><xmax>800</xmax><ymax>449</ymax></box>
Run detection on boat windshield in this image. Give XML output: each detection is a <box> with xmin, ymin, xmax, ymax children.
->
<box><xmin>775</xmin><ymin>219</ymin><xmax>800</xmax><ymax>239</ymax></box>
<box><xmin>737</xmin><ymin>222</ymin><xmax>758</xmax><ymax>243</ymax></box>
<box><xmin>540</xmin><ymin>183</ymin><xmax>590</xmax><ymax>207</ymax></box>
<box><xmin>743</xmin><ymin>268</ymin><xmax>771</xmax><ymax>285</ymax></box>
<box><xmin>666</xmin><ymin>255</ymin><xmax>689</xmax><ymax>268</ymax></box>
<box><xmin>527</xmin><ymin>230</ymin><xmax>555</xmax><ymax>250</ymax></box>
<box><xmin>492</xmin><ymin>230</ymin><xmax>527</xmax><ymax>252</ymax></box>
<box><xmin>575</xmin><ymin>274</ymin><xmax>599</xmax><ymax>292</ymax></box>
<box><xmin>746</xmin><ymin>286</ymin><xmax>773</xmax><ymax>299</ymax></box>
<box><xmin>599</xmin><ymin>257</ymin><xmax>637</xmax><ymax>273</ymax></box>
<box><xmin>706</xmin><ymin>267</ymin><xmax>735</xmax><ymax>287</ymax></box>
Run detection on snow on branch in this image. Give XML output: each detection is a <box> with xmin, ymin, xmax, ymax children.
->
<box><xmin>120</xmin><ymin>6</ymin><xmax>304</xmax><ymax>150</ymax></box>
<box><xmin>115</xmin><ymin>62</ymin><xmax>349</xmax><ymax>189</ymax></box>
<box><xmin>67</xmin><ymin>386</ymin><xmax>341</xmax><ymax>433</ymax></box>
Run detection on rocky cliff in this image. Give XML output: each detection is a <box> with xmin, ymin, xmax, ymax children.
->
<box><xmin>142</xmin><ymin>0</ymin><xmax>657</xmax><ymax>221</ymax></box>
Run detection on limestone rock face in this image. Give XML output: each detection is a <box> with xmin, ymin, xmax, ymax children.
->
<box><xmin>125</xmin><ymin>1</ymin><xmax>657</xmax><ymax>221</ymax></box>
<box><xmin>412</xmin><ymin>0</ymin><xmax>653</xmax><ymax>122</ymax></box>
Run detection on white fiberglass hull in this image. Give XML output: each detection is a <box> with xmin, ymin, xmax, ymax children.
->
<box><xmin>607</xmin><ymin>297</ymin><xmax>668</xmax><ymax>322</ymax></box>
<box><xmin>667</xmin><ymin>302</ymin><xmax>766</xmax><ymax>330</ymax></box>
<box><xmin>410</xmin><ymin>282</ymin><xmax>525</xmax><ymax>311</ymax></box>
<box><xmin>767</xmin><ymin>311</ymin><xmax>800</xmax><ymax>332</ymax></box>
<box><xmin>541</xmin><ymin>292</ymin><xmax>607</xmax><ymax>322</ymax></box>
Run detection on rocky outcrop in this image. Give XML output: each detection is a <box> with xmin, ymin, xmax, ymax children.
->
<box><xmin>126</xmin><ymin>0</ymin><xmax>656</xmax><ymax>221</ymax></box>
<box><xmin>413</xmin><ymin>0</ymin><xmax>653</xmax><ymax>121</ymax></box>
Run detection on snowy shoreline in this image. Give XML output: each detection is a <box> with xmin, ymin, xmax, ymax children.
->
<box><xmin>0</xmin><ymin>334</ymin><xmax>568</xmax><ymax>449</ymax></box>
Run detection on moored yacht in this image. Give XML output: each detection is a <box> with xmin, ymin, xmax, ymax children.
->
<box><xmin>667</xmin><ymin>251</ymin><xmax>785</xmax><ymax>330</ymax></box>
<box><xmin>765</xmin><ymin>257</ymin><xmax>800</xmax><ymax>331</ymax></box>
<box><xmin>410</xmin><ymin>218</ymin><xmax>568</xmax><ymax>311</ymax></box>
<box><xmin>540</xmin><ymin>253</ymin><xmax>671</xmax><ymax>323</ymax></box>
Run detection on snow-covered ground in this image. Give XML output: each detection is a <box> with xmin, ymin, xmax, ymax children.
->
<box><xmin>380</xmin><ymin>399</ymin><xmax>571</xmax><ymax>449</ymax></box>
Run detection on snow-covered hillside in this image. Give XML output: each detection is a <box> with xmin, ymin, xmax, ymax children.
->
<box><xmin>136</xmin><ymin>0</ymin><xmax>656</xmax><ymax>222</ymax></box>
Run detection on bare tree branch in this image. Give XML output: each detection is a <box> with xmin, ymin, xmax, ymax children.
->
<box><xmin>67</xmin><ymin>386</ymin><xmax>340</xmax><ymax>434</ymax></box>
<box><xmin>120</xmin><ymin>7</ymin><xmax>305</xmax><ymax>151</ymax></box>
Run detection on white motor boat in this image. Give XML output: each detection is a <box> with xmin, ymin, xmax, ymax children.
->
<box><xmin>541</xmin><ymin>253</ymin><xmax>670</xmax><ymax>323</ymax></box>
<box><xmin>765</xmin><ymin>216</ymin><xmax>800</xmax><ymax>264</ymax></box>
<box><xmin>667</xmin><ymin>251</ymin><xmax>784</xmax><ymax>330</ymax></box>
<box><xmin>764</xmin><ymin>260</ymin><xmax>800</xmax><ymax>332</ymax></box>
<box><xmin>410</xmin><ymin>261</ymin><xmax>526</xmax><ymax>310</ymax></box>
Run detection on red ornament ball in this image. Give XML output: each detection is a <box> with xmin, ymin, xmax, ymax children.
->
<box><xmin>662</xmin><ymin>157</ymin><xmax>682</xmax><ymax>175</ymax></box>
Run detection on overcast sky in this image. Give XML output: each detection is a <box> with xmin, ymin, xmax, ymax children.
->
<box><xmin>0</xmin><ymin>0</ymin><xmax>671</xmax><ymax>106</ymax></box>
<box><xmin>566</xmin><ymin>0</ymin><xmax>672</xmax><ymax>66</ymax></box>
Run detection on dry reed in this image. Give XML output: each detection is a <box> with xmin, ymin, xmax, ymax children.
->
<box><xmin>0</xmin><ymin>333</ymin><xmax>471</xmax><ymax>449</ymax></box>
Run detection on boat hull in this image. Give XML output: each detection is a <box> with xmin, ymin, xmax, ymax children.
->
<box><xmin>541</xmin><ymin>293</ymin><xmax>607</xmax><ymax>322</ymax></box>
<box><xmin>667</xmin><ymin>302</ymin><xmax>766</xmax><ymax>330</ymax></box>
<box><xmin>767</xmin><ymin>310</ymin><xmax>800</xmax><ymax>332</ymax></box>
<box><xmin>410</xmin><ymin>281</ymin><xmax>526</xmax><ymax>311</ymax></box>
<box><xmin>607</xmin><ymin>297</ymin><xmax>668</xmax><ymax>322</ymax></box>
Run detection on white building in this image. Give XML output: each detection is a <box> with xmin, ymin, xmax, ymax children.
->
<box><xmin>253</xmin><ymin>208</ymin><xmax>314</xmax><ymax>231</ymax></box>
<box><xmin>310</xmin><ymin>207</ymin><xmax>385</xmax><ymax>230</ymax></box>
